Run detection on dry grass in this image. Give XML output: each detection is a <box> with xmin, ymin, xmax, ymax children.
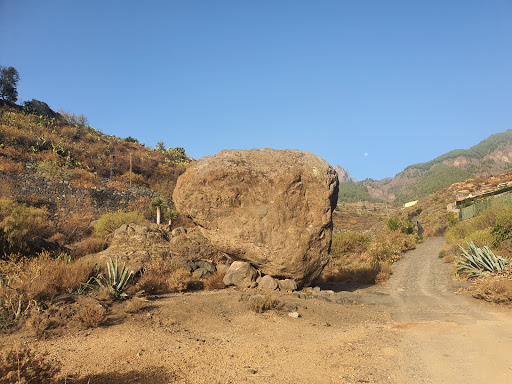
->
<box><xmin>0</xmin><ymin>157</ymin><xmax>24</xmax><ymax>173</ymax></box>
<box><xmin>315</xmin><ymin>262</ymin><xmax>392</xmax><ymax>285</ymax></box>
<box><xmin>203</xmin><ymin>271</ymin><xmax>226</xmax><ymax>291</ymax></box>
<box><xmin>0</xmin><ymin>344</ymin><xmax>61</xmax><ymax>384</ymax></box>
<box><xmin>72</xmin><ymin>236</ymin><xmax>107</xmax><ymax>258</ymax></box>
<box><xmin>0</xmin><ymin>254</ymin><xmax>95</xmax><ymax>328</ymax></box>
<box><xmin>468</xmin><ymin>277</ymin><xmax>512</xmax><ymax>304</ymax></box>
<box><xmin>248</xmin><ymin>294</ymin><xmax>283</xmax><ymax>313</ymax></box>
<box><xmin>124</xmin><ymin>297</ymin><xmax>148</xmax><ymax>313</ymax></box>
<box><xmin>135</xmin><ymin>261</ymin><xmax>193</xmax><ymax>295</ymax></box>
<box><xmin>72</xmin><ymin>302</ymin><xmax>107</xmax><ymax>328</ymax></box>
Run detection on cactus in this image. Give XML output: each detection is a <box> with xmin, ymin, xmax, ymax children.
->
<box><xmin>456</xmin><ymin>241</ymin><xmax>511</xmax><ymax>278</ymax></box>
<box><xmin>94</xmin><ymin>258</ymin><xmax>133</xmax><ymax>298</ymax></box>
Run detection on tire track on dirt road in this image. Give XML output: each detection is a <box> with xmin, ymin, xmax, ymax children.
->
<box><xmin>385</xmin><ymin>237</ymin><xmax>512</xmax><ymax>383</ymax></box>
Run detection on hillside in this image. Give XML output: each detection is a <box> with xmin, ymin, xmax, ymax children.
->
<box><xmin>339</xmin><ymin>129</ymin><xmax>512</xmax><ymax>204</ymax></box>
<box><xmin>0</xmin><ymin>102</ymin><xmax>192</xmax><ymax>248</ymax></box>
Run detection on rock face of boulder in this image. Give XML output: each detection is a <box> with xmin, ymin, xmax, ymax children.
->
<box><xmin>173</xmin><ymin>148</ymin><xmax>339</xmax><ymax>285</ymax></box>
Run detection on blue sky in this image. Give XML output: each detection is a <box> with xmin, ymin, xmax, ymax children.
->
<box><xmin>2</xmin><ymin>1</ymin><xmax>512</xmax><ymax>180</ymax></box>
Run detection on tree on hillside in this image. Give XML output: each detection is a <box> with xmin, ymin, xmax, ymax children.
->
<box><xmin>0</xmin><ymin>66</ymin><xmax>20</xmax><ymax>104</ymax></box>
<box><xmin>151</xmin><ymin>197</ymin><xmax>168</xmax><ymax>225</ymax></box>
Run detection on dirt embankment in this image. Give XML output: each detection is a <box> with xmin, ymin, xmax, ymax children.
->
<box><xmin>4</xmin><ymin>238</ymin><xmax>512</xmax><ymax>383</ymax></box>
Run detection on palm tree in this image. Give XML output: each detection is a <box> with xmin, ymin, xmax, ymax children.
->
<box><xmin>150</xmin><ymin>197</ymin><xmax>168</xmax><ymax>225</ymax></box>
<box><xmin>164</xmin><ymin>208</ymin><xmax>178</xmax><ymax>229</ymax></box>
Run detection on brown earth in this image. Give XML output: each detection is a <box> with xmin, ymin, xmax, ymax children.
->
<box><xmin>4</xmin><ymin>238</ymin><xmax>512</xmax><ymax>383</ymax></box>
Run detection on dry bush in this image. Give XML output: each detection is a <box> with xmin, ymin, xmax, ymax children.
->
<box><xmin>106</xmin><ymin>181</ymin><xmax>127</xmax><ymax>191</ymax></box>
<box><xmin>124</xmin><ymin>297</ymin><xmax>148</xmax><ymax>313</ymax></box>
<box><xmin>375</xmin><ymin>262</ymin><xmax>393</xmax><ymax>284</ymax></box>
<box><xmin>0</xmin><ymin>255</ymin><xmax>95</xmax><ymax>328</ymax></box>
<box><xmin>0</xmin><ymin>199</ymin><xmax>53</xmax><ymax>255</ymax></box>
<box><xmin>0</xmin><ymin>180</ymin><xmax>14</xmax><ymax>199</ymax></box>
<box><xmin>72</xmin><ymin>236</ymin><xmax>106</xmax><ymax>258</ymax></box>
<box><xmin>203</xmin><ymin>272</ymin><xmax>226</xmax><ymax>291</ymax></box>
<box><xmin>469</xmin><ymin>277</ymin><xmax>512</xmax><ymax>304</ymax></box>
<box><xmin>0</xmin><ymin>157</ymin><xmax>23</xmax><ymax>173</ymax></box>
<box><xmin>135</xmin><ymin>261</ymin><xmax>192</xmax><ymax>294</ymax></box>
<box><xmin>127</xmin><ymin>196</ymin><xmax>152</xmax><ymax>220</ymax></box>
<box><xmin>331</xmin><ymin>232</ymin><xmax>371</xmax><ymax>257</ymax></box>
<box><xmin>315</xmin><ymin>265</ymin><xmax>381</xmax><ymax>285</ymax></box>
<box><xmin>0</xmin><ymin>345</ymin><xmax>61</xmax><ymax>384</ymax></box>
<box><xmin>69</xmin><ymin>168</ymin><xmax>99</xmax><ymax>188</ymax></box>
<box><xmin>72</xmin><ymin>302</ymin><xmax>107</xmax><ymax>328</ymax></box>
<box><xmin>368</xmin><ymin>230</ymin><xmax>417</xmax><ymax>264</ymax></box>
<box><xmin>115</xmin><ymin>171</ymin><xmax>149</xmax><ymax>188</ymax></box>
<box><xmin>57</xmin><ymin>210</ymin><xmax>93</xmax><ymax>244</ymax></box>
<box><xmin>248</xmin><ymin>295</ymin><xmax>283</xmax><ymax>313</ymax></box>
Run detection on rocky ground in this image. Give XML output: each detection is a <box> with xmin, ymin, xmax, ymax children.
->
<box><xmin>4</xmin><ymin>238</ymin><xmax>512</xmax><ymax>383</ymax></box>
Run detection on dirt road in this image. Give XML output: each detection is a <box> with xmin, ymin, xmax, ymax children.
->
<box><xmin>6</xmin><ymin>237</ymin><xmax>512</xmax><ymax>383</ymax></box>
<box><xmin>384</xmin><ymin>237</ymin><xmax>512</xmax><ymax>383</ymax></box>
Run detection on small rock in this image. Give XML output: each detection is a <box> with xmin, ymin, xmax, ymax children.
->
<box><xmin>278</xmin><ymin>279</ymin><xmax>298</xmax><ymax>292</ymax></box>
<box><xmin>258</xmin><ymin>275</ymin><xmax>278</xmax><ymax>290</ymax></box>
<box><xmin>171</xmin><ymin>227</ymin><xmax>187</xmax><ymax>236</ymax></box>
<box><xmin>288</xmin><ymin>312</ymin><xmax>301</xmax><ymax>318</ymax></box>
<box><xmin>216</xmin><ymin>263</ymin><xmax>231</xmax><ymax>274</ymax></box>
<box><xmin>192</xmin><ymin>267</ymin><xmax>210</xmax><ymax>279</ymax></box>
<box><xmin>223</xmin><ymin>261</ymin><xmax>258</xmax><ymax>288</ymax></box>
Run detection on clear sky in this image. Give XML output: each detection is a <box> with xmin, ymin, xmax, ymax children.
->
<box><xmin>1</xmin><ymin>1</ymin><xmax>511</xmax><ymax>180</ymax></box>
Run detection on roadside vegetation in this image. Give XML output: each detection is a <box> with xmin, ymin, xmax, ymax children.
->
<box><xmin>316</xmin><ymin>216</ymin><xmax>419</xmax><ymax>286</ymax></box>
<box><xmin>440</xmin><ymin>203</ymin><xmax>512</xmax><ymax>304</ymax></box>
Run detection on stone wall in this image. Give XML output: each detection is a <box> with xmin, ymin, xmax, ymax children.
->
<box><xmin>0</xmin><ymin>171</ymin><xmax>170</xmax><ymax>225</ymax></box>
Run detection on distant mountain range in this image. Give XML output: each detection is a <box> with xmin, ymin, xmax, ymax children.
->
<box><xmin>336</xmin><ymin>129</ymin><xmax>512</xmax><ymax>204</ymax></box>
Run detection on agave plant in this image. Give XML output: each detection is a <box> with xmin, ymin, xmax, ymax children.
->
<box><xmin>93</xmin><ymin>258</ymin><xmax>134</xmax><ymax>298</ymax></box>
<box><xmin>456</xmin><ymin>241</ymin><xmax>511</xmax><ymax>278</ymax></box>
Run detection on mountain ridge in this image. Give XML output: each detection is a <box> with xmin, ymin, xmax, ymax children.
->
<box><xmin>338</xmin><ymin>129</ymin><xmax>512</xmax><ymax>204</ymax></box>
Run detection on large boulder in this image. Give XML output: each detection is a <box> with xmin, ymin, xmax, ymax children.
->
<box><xmin>173</xmin><ymin>148</ymin><xmax>339</xmax><ymax>285</ymax></box>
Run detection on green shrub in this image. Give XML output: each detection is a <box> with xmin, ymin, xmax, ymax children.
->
<box><xmin>0</xmin><ymin>199</ymin><xmax>51</xmax><ymax>256</ymax></box>
<box><xmin>465</xmin><ymin>229</ymin><xmax>494</xmax><ymax>248</ymax></box>
<box><xmin>386</xmin><ymin>216</ymin><xmax>414</xmax><ymax>234</ymax></box>
<box><xmin>93</xmin><ymin>211</ymin><xmax>144</xmax><ymax>238</ymax></box>
<box><xmin>331</xmin><ymin>232</ymin><xmax>370</xmax><ymax>257</ymax></box>
<box><xmin>491</xmin><ymin>206</ymin><xmax>512</xmax><ymax>245</ymax></box>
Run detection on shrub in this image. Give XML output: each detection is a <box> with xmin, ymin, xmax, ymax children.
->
<box><xmin>93</xmin><ymin>211</ymin><xmax>145</xmax><ymax>238</ymax></box>
<box><xmin>465</xmin><ymin>229</ymin><xmax>494</xmax><ymax>248</ymax></box>
<box><xmin>72</xmin><ymin>237</ymin><xmax>106</xmax><ymax>258</ymax></box>
<box><xmin>331</xmin><ymin>232</ymin><xmax>370</xmax><ymax>256</ymax></box>
<box><xmin>0</xmin><ymin>199</ymin><xmax>52</xmax><ymax>256</ymax></box>
<box><xmin>248</xmin><ymin>294</ymin><xmax>283</xmax><ymax>313</ymax></box>
<box><xmin>0</xmin><ymin>345</ymin><xmax>60</xmax><ymax>384</ymax></box>
<box><xmin>203</xmin><ymin>272</ymin><xmax>226</xmax><ymax>291</ymax></box>
<box><xmin>135</xmin><ymin>260</ymin><xmax>192</xmax><ymax>294</ymax></box>
<box><xmin>469</xmin><ymin>277</ymin><xmax>512</xmax><ymax>304</ymax></box>
<box><xmin>386</xmin><ymin>216</ymin><xmax>414</xmax><ymax>234</ymax></box>
<box><xmin>368</xmin><ymin>230</ymin><xmax>417</xmax><ymax>264</ymax></box>
<box><xmin>491</xmin><ymin>206</ymin><xmax>512</xmax><ymax>245</ymax></box>
<box><xmin>0</xmin><ymin>254</ymin><xmax>95</xmax><ymax>328</ymax></box>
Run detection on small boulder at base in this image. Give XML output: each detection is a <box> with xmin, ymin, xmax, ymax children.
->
<box><xmin>223</xmin><ymin>261</ymin><xmax>259</xmax><ymax>288</ymax></box>
<box><xmin>258</xmin><ymin>275</ymin><xmax>278</xmax><ymax>290</ymax></box>
<box><xmin>173</xmin><ymin>148</ymin><xmax>339</xmax><ymax>285</ymax></box>
<box><xmin>278</xmin><ymin>279</ymin><xmax>298</xmax><ymax>292</ymax></box>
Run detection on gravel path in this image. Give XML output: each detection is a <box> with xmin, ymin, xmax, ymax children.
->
<box><xmin>386</xmin><ymin>237</ymin><xmax>512</xmax><ymax>383</ymax></box>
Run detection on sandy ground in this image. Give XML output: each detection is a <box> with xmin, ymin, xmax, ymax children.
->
<box><xmin>4</xmin><ymin>237</ymin><xmax>512</xmax><ymax>383</ymax></box>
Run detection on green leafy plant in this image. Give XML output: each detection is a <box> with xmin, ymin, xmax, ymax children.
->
<box><xmin>93</xmin><ymin>211</ymin><xmax>144</xmax><ymax>238</ymax></box>
<box><xmin>456</xmin><ymin>241</ymin><xmax>511</xmax><ymax>278</ymax></box>
<box><xmin>93</xmin><ymin>258</ymin><xmax>133</xmax><ymax>299</ymax></box>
